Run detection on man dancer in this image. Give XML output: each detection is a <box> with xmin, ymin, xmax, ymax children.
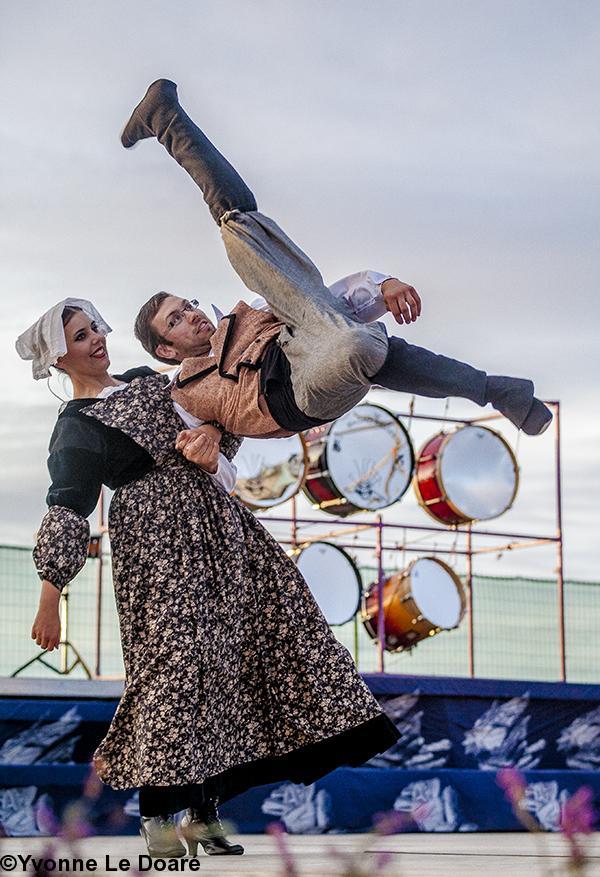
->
<box><xmin>123</xmin><ymin>79</ymin><xmax>552</xmax><ymax>446</ymax></box>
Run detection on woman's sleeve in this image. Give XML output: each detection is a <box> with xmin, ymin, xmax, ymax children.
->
<box><xmin>33</xmin><ymin>506</ymin><xmax>90</xmax><ymax>592</ymax></box>
<box><xmin>33</xmin><ymin>419</ymin><xmax>104</xmax><ymax>591</ymax></box>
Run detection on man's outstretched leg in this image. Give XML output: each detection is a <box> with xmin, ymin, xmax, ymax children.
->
<box><xmin>122</xmin><ymin>81</ymin><xmax>551</xmax><ymax>435</ymax></box>
<box><xmin>122</xmin><ymin>80</ymin><xmax>389</xmax><ymax>418</ymax></box>
<box><xmin>121</xmin><ymin>80</ymin><xmax>364</xmax><ymax>326</ymax></box>
<box><xmin>371</xmin><ymin>337</ymin><xmax>552</xmax><ymax>435</ymax></box>
<box><xmin>121</xmin><ymin>79</ymin><xmax>257</xmax><ymax>223</ymax></box>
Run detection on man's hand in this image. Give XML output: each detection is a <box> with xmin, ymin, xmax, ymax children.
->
<box><xmin>32</xmin><ymin>582</ymin><xmax>62</xmax><ymax>651</ymax></box>
<box><xmin>381</xmin><ymin>278</ymin><xmax>422</xmax><ymax>325</ymax></box>
<box><xmin>176</xmin><ymin>427</ymin><xmax>221</xmax><ymax>474</ymax></box>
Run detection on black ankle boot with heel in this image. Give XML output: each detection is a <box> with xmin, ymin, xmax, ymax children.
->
<box><xmin>180</xmin><ymin>799</ymin><xmax>244</xmax><ymax>857</ymax></box>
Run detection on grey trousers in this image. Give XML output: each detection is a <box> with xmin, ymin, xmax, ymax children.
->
<box><xmin>155</xmin><ymin>95</ymin><xmax>487</xmax><ymax>419</ymax></box>
<box><xmin>220</xmin><ymin>210</ymin><xmax>488</xmax><ymax>417</ymax></box>
<box><xmin>220</xmin><ymin>210</ymin><xmax>389</xmax><ymax>419</ymax></box>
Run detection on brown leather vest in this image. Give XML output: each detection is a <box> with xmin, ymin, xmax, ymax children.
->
<box><xmin>170</xmin><ymin>301</ymin><xmax>291</xmax><ymax>437</ymax></box>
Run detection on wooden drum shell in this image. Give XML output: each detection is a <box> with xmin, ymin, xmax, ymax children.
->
<box><xmin>362</xmin><ymin>558</ymin><xmax>466</xmax><ymax>653</ymax></box>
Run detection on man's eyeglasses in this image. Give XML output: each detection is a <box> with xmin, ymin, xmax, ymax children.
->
<box><xmin>164</xmin><ymin>299</ymin><xmax>200</xmax><ymax>335</ymax></box>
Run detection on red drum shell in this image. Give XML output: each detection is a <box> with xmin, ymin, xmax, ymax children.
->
<box><xmin>414</xmin><ymin>431</ymin><xmax>472</xmax><ymax>525</ymax></box>
<box><xmin>413</xmin><ymin>427</ymin><xmax>519</xmax><ymax>526</ymax></box>
<box><xmin>302</xmin><ymin>423</ymin><xmax>361</xmax><ymax>518</ymax></box>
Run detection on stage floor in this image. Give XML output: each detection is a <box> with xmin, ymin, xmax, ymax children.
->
<box><xmin>2</xmin><ymin>833</ymin><xmax>599</xmax><ymax>876</ymax></box>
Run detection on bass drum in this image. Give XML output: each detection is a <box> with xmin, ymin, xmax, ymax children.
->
<box><xmin>363</xmin><ymin>556</ymin><xmax>466</xmax><ymax>652</ymax></box>
<box><xmin>302</xmin><ymin>403</ymin><xmax>415</xmax><ymax>517</ymax></box>
<box><xmin>234</xmin><ymin>434</ymin><xmax>307</xmax><ymax>510</ymax></box>
<box><xmin>295</xmin><ymin>541</ymin><xmax>362</xmax><ymax>626</ymax></box>
<box><xmin>413</xmin><ymin>425</ymin><xmax>519</xmax><ymax>525</ymax></box>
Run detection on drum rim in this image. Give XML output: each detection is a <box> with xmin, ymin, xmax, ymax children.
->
<box><xmin>413</xmin><ymin>424</ymin><xmax>520</xmax><ymax>525</ymax></box>
<box><xmin>405</xmin><ymin>554</ymin><xmax>467</xmax><ymax>628</ymax></box>
<box><xmin>302</xmin><ymin>420</ymin><xmax>360</xmax><ymax>518</ymax></box>
<box><xmin>234</xmin><ymin>432</ymin><xmax>310</xmax><ymax>510</ymax></box>
<box><xmin>361</xmin><ymin>554</ymin><xmax>466</xmax><ymax>648</ymax></box>
<box><xmin>294</xmin><ymin>540</ymin><xmax>363</xmax><ymax>626</ymax></box>
<box><xmin>322</xmin><ymin>402</ymin><xmax>416</xmax><ymax>513</ymax></box>
<box><xmin>301</xmin><ymin>422</ymin><xmax>357</xmax><ymax>516</ymax></box>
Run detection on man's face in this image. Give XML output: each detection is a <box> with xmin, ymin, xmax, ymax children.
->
<box><xmin>152</xmin><ymin>295</ymin><xmax>216</xmax><ymax>362</ymax></box>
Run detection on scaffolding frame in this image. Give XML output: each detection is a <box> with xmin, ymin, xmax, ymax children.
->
<box><xmin>256</xmin><ymin>400</ymin><xmax>565</xmax><ymax>679</ymax></box>
<box><xmin>85</xmin><ymin>401</ymin><xmax>564</xmax><ymax>680</ymax></box>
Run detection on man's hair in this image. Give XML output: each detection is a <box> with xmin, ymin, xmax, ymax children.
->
<box><xmin>134</xmin><ymin>292</ymin><xmax>181</xmax><ymax>365</ymax></box>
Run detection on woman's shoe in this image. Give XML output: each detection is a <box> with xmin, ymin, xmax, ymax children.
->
<box><xmin>180</xmin><ymin>802</ymin><xmax>245</xmax><ymax>856</ymax></box>
<box><xmin>139</xmin><ymin>814</ymin><xmax>186</xmax><ymax>858</ymax></box>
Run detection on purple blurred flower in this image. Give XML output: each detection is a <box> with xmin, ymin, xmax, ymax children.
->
<box><xmin>412</xmin><ymin>801</ymin><xmax>434</xmax><ymax>824</ymax></box>
<box><xmin>497</xmin><ymin>768</ymin><xmax>527</xmax><ymax>807</ymax></box>
<box><xmin>59</xmin><ymin>801</ymin><xmax>94</xmax><ymax>841</ymax></box>
<box><xmin>373</xmin><ymin>849</ymin><xmax>394</xmax><ymax>871</ymax></box>
<box><xmin>82</xmin><ymin>765</ymin><xmax>103</xmax><ymax>801</ymax></box>
<box><xmin>373</xmin><ymin>809</ymin><xmax>410</xmax><ymax>835</ymax></box>
<box><xmin>107</xmin><ymin>805</ymin><xmax>130</xmax><ymax>829</ymax></box>
<box><xmin>266</xmin><ymin>821</ymin><xmax>299</xmax><ymax>877</ymax></box>
<box><xmin>328</xmin><ymin>847</ymin><xmax>358</xmax><ymax>869</ymax></box>
<box><xmin>35</xmin><ymin>798</ymin><xmax>60</xmax><ymax>835</ymax></box>
<box><xmin>560</xmin><ymin>784</ymin><xmax>596</xmax><ymax>860</ymax></box>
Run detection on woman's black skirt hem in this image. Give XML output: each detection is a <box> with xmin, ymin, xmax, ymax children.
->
<box><xmin>138</xmin><ymin>712</ymin><xmax>399</xmax><ymax>817</ymax></box>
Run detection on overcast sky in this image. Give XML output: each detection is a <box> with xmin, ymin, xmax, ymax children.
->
<box><xmin>2</xmin><ymin>0</ymin><xmax>599</xmax><ymax>580</ymax></box>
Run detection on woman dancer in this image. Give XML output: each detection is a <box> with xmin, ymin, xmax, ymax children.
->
<box><xmin>16</xmin><ymin>301</ymin><xmax>399</xmax><ymax>857</ymax></box>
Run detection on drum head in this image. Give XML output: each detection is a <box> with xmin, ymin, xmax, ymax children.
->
<box><xmin>440</xmin><ymin>426</ymin><xmax>518</xmax><ymax>521</ymax></box>
<box><xmin>325</xmin><ymin>404</ymin><xmax>414</xmax><ymax>511</ymax></box>
<box><xmin>410</xmin><ymin>558</ymin><xmax>464</xmax><ymax>629</ymax></box>
<box><xmin>234</xmin><ymin>435</ymin><xmax>306</xmax><ymax>508</ymax></box>
<box><xmin>296</xmin><ymin>542</ymin><xmax>362</xmax><ymax>625</ymax></box>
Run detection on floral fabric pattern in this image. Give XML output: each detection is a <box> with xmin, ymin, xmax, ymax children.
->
<box><xmin>33</xmin><ymin>506</ymin><xmax>90</xmax><ymax>591</ymax></box>
<box><xmin>82</xmin><ymin>374</ymin><xmax>242</xmax><ymax>463</ymax></box>
<box><xmin>77</xmin><ymin>376</ymin><xmax>390</xmax><ymax>790</ymax></box>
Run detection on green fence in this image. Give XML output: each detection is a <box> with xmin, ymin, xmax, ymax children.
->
<box><xmin>1</xmin><ymin>544</ymin><xmax>598</xmax><ymax>683</ymax></box>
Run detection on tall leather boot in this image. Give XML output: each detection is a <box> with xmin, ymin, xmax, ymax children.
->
<box><xmin>180</xmin><ymin>799</ymin><xmax>244</xmax><ymax>857</ymax></box>
<box><xmin>121</xmin><ymin>78</ymin><xmax>257</xmax><ymax>223</ymax></box>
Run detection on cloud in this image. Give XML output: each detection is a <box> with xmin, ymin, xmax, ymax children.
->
<box><xmin>2</xmin><ymin>0</ymin><xmax>599</xmax><ymax>581</ymax></box>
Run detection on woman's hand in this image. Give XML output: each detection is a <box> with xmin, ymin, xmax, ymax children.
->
<box><xmin>176</xmin><ymin>427</ymin><xmax>221</xmax><ymax>474</ymax></box>
<box><xmin>32</xmin><ymin>580</ymin><xmax>62</xmax><ymax>651</ymax></box>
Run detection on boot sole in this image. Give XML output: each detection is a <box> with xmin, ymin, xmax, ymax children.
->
<box><xmin>145</xmin><ymin>849</ymin><xmax>186</xmax><ymax>859</ymax></box>
<box><xmin>201</xmin><ymin>846</ymin><xmax>245</xmax><ymax>855</ymax></box>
